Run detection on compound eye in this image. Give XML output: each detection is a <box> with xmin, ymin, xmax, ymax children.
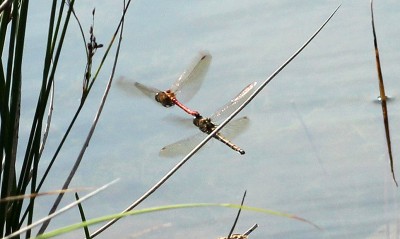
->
<box><xmin>155</xmin><ymin>93</ymin><xmax>162</xmax><ymax>103</ymax></box>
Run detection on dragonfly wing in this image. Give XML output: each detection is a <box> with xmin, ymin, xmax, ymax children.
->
<box><xmin>116</xmin><ymin>77</ymin><xmax>140</xmax><ymax>96</ymax></box>
<box><xmin>133</xmin><ymin>81</ymin><xmax>161</xmax><ymax>99</ymax></box>
<box><xmin>211</xmin><ymin>82</ymin><xmax>257</xmax><ymax>122</ymax></box>
<box><xmin>170</xmin><ymin>51</ymin><xmax>212</xmax><ymax>102</ymax></box>
<box><xmin>159</xmin><ymin>133</ymin><xmax>204</xmax><ymax>158</ymax></box>
<box><xmin>160</xmin><ymin>117</ymin><xmax>249</xmax><ymax>157</ymax></box>
<box><xmin>116</xmin><ymin>77</ymin><xmax>160</xmax><ymax>99</ymax></box>
<box><xmin>219</xmin><ymin>116</ymin><xmax>250</xmax><ymax>140</ymax></box>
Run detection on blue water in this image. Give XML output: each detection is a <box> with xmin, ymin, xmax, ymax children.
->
<box><xmin>17</xmin><ymin>1</ymin><xmax>400</xmax><ymax>238</ymax></box>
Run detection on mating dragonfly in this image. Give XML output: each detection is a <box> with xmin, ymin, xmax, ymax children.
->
<box><xmin>118</xmin><ymin>51</ymin><xmax>212</xmax><ymax>116</ymax></box>
<box><xmin>160</xmin><ymin>82</ymin><xmax>257</xmax><ymax>157</ymax></box>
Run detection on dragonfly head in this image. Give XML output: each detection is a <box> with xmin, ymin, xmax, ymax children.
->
<box><xmin>155</xmin><ymin>91</ymin><xmax>175</xmax><ymax>107</ymax></box>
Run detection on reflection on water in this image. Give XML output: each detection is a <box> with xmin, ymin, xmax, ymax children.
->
<box><xmin>374</xmin><ymin>95</ymin><xmax>394</xmax><ymax>103</ymax></box>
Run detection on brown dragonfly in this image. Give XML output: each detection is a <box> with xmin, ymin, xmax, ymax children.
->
<box><xmin>118</xmin><ymin>51</ymin><xmax>212</xmax><ymax>116</ymax></box>
<box><xmin>160</xmin><ymin>82</ymin><xmax>257</xmax><ymax>157</ymax></box>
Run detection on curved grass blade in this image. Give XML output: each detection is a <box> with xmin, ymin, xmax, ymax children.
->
<box><xmin>89</xmin><ymin>5</ymin><xmax>340</xmax><ymax>237</ymax></box>
<box><xmin>370</xmin><ymin>0</ymin><xmax>397</xmax><ymax>186</ymax></box>
<box><xmin>0</xmin><ymin>188</ymin><xmax>92</xmax><ymax>203</ymax></box>
<box><xmin>2</xmin><ymin>179</ymin><xmax>119</xmax><ymax>239</ymax></box>
<box><xmin>35</xmin><ymin>203</ymin><xmax>318</xmax><ymax>239</ymax></box>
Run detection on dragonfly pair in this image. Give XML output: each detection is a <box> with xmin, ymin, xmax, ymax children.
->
<box><xmin>119</xmin><ymin>51</ymin><xmax>256</xmax><ymax>156</ymax></box>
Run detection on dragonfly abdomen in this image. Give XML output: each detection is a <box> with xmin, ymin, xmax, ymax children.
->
<box><xmin>193</xmin><ymin>116</ymin><xmax>246</xmax><ymax>155</ymax></box>
<box><xmin>171</xmin><ymin>98</ymin><xmax>199</xmax><ymax>116</ymax></box>
<box><xmin>215</xmin><ymin>133</ymin><xmax>245</xmax><ymax>155</ymax></box>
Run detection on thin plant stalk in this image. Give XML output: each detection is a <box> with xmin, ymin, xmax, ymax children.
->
<box><xmin>89</xmin><ymin>5</ymin><xmax>341</xmax><ymax>238</ymax></box>
<box><xmin>2</xmin><ymin>179</ymin><xmax>119</xmax><ymax>239</ymax></box>
<box><xmin>370</xmin><ymin>0</ymin><xmax>397</xmax><ymax>186</ymax></box>
<box><xmin>37</xmin><ymin>1</ymin><xmax>128</xmax><ymax>234</ymax></box>
<box><xmin>227</xmin><ymin>191</ymin><xmax>247</xmax><ymax>238</ymax></box>
<box><xmin>75</xmin><ymin>193</ymin><xmax>92</xmax><ymax>239</ymax></box>
<box><xmin>0</xmin><ymin>0</ymin><xmax>30</xmax><ymax>235</ymax></box>
<box><xmin>243</xmin><ymin>224</ymin><xmax>258</xmax><ymax>236</ymax></box>
<box><xmin>35</xmin><ymin>0</ymin><xmax>131</xmax><ymax>195</ymax></box>
<box><xmin>38</xmin><ymin>80</ymin><xmax>55</xmax><ymax>158</ymax></box>
<box><xmin>17</xmin><ymin>0</ymin><xmax>75</xmax><ymax>229</ymax></box>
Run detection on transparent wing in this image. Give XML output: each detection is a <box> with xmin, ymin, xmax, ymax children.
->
<box><xmin>219</xmin><ymin>116</ymin><xmax>250</xmax><ymax>140</ymax></box>
<box><xmin>159</xmin><ymin>117</ymin><xmax>249</xmax><ymax>157</ymax></box>
<box><xmin>210</xmin><ymin>82</ymin><xmax>257</xmax><ymax>123</ymax></box>
<box><xmin>170</xmin><ymin>51</ymin><xmax>212</xmax><ymax>103</ymax></box>
<box><xmin>159</xmin><ymin>133</ymin><xmax>204</xmax><ymax>158</ymax></box>
<box><xmin>116</xmin><ymin>77</ymin><xmax>140</xmax><ymax>96</ymax></box>
<box><xmin>133</xmin><ymin>81</ymin><xmax>160</xmax><ymax>99</ymax></box>
<box><xmin>163</xmin><ymin>115</ymin><xmax>193</xmax><ymax>129</ymax></box>
<box><xmin>116</xmin><ymin>77</ymin><xmax>161</xmax><ymax>99</ymax></box>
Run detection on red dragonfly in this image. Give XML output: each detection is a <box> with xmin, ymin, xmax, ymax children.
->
<box><xmin>118</xmin><ymin>51</ymin><xmax>212</xmax><ymax>116</ymax></box>
<box><xmin>160</xmin><ymin>82</ymin><xmax>257</xmax><ymax>157</ymax></box>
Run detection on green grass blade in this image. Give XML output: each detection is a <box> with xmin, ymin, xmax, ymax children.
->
<box><xmin>34</xmin><ymin>203</ymin><xmax>319</xmax><ymax>239</ymax></box>
<box><xmin>3</xmin><ymin>179</ymin><xmax>119</xmax><ymax>239</ymax></box>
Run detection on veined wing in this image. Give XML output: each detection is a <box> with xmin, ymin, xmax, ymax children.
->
<box><xmin>159</xmin><ymin>117</ymin><xmax>249</xmax><ymax>157</ymax></box>
<box><xmin>116</xmin><ymin>77</ymin><xmax>161</xmax><ymax>99</ymax></box>
<box><xmin>159</xmin><ymin>133</ymin><xmax>204</xmax><ymax>158</ymax></box>
<box><xmin>133</xmin><ymin>81</ymin><xmax>161</xmax><ymax>99</ymax></box>
<box><xmin>210</xmin><ymin>82</ymin><xmax>257</xmax><ymax>123</ymax></box>
<box><xmin>219</xmin><ymin>116</ymin><xmax>250</xmax><ymax>140</ymax></box>
<box><xmin>170</xmin><ymin>51</ymin><xmax>212</xmax><ymax>103</ymax></box>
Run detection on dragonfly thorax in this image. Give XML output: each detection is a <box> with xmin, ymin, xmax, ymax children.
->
<box><xmin>155</xmin><ymin>91</ymin><xmax>175</xmax><ymax>107</ymax></box>
<box><xmin>193</xmin><ymin>116</ymin><xmax>216</xmax><ymax>134</ymax></box>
